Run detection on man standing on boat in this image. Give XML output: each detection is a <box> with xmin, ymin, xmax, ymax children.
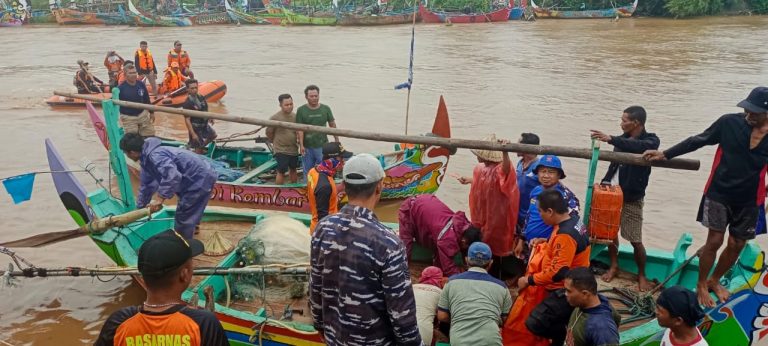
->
<box><xmin>167</xmin><ymin>40</ymin><xmax>194</xmax><ymax>79</ymax></box>
<box><xmin>117</xmin><ymin>65</ymin><xmax>155</xmax><ymax>137</ymax></box>
<box><xmin>103</xmin><ymin>51</ymin><xmax>125</xmax><ymax>89</ymax></box>
<box><xmin>310</xmin><ymin>153</ymin><xmax>422</xmax><ymax>345</ymax></box>
<box><xmin>182</xmin><ymin>79</ymin><xmax>216</xmax><ymax>154</ymax></box>
<box><xmin>591</xmin><ymin>106</ymin><xmax>660</xmax><ymax>292</ymax></box>
<box><xmin>516</xmin><ymin>133</ymin><xmax>541</xmax><ymax>231</ymax></box>
<box><xmin>119</xmin><ymin>133</ymin><xmax>217</xmax><ymax>239</ymax></box>
<box><xmin>398</xmin><ymin>194</ymin><xmax>482</xmax><ymax>277</ymax></box>
<box><xmin>296</xmin><ymin>85</ymin><xmax>339</xmax><ymax>180</ymax></box>
<box><xmin>306</xmin><ymin>142</ymin><xmax>351</xmax><ymax>232</ymax></box>
<box><xmin>95</xmin><ymin>230</ymin><xmax>229</xmax><ymax>346</ymax></box>
<box><xmin>644</xmin><ymin>87</ymin><xmax>768</xmax><ymax>307</ymax></box>
<box><xmin>267</xmin><ymin>94</ymin><xmax>300</xmax><ymax>185</ymax></box>
<box><xmin>134</xmin><ymin>41</ymin><xmax>158</xmax><ymax>96</ymax></box>
<box><xmin>458</xmin><ymin>134</ymin><xmax>522</xmax><ymax>281</ymax></box>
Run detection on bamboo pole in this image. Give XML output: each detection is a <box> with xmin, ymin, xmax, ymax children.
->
<box><xmin>54</xmin><ymin>91</ymin><xmax>700</xmax><ymax>171</ymax></box>
<box><xmin>0</xmin><ymin>265</ymin><xmax>310</xmax><ymax>278</ymax></box>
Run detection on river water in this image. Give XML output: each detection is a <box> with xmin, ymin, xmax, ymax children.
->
<box><xmin>1</xmin><ymin>16</ymin><xmax>768</xmax><ymax>344</ymax></box>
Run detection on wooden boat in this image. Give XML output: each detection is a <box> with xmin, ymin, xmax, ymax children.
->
<box><xmin>53</xmin><ymin>8</ymin><xmax>130</xmax><ymax>25</ymax></box>
<box><xmin>418</xmin><ymin>3</ymin><xmax>511</xmax><ymax>23</ymax></box>
<box><xmin>530</xmin><ymin>0</ymin><xmax>638</xmax><ymax>18</ymax></box>
<box><xmin>127</xmin><ymin>0</ymin><xmax>230</xmax><ymax>26</ymax></box>
<box><xmin>46</xmin><ymin>80</ymin><xmax>227</xmax><ymax>107</ymax></box>
<box><xmin>279</xmin><ymin>8</ymin><xmax>336</xmax><ymax>25</ymax></box>
<box><xmin>337</xmin><ymin>8</ymin><xmax>417</xmax><ymax>25</ymax></box>
<box><xmin>29</xmin><ymin>9</ymin><xmax>56</xmax><ymax>23</ymax></box>
<box><xmin>88</xmin><ymin>95</ymin><xmax>452</xmax><ymax>213</ymax></box>
<box><xmin>0</xmin><ymin>4</ymin><xmax>27</xmax><ymax>27</ymax></box>
<box><xmin>47</xmin><ymin>131</ymin><xmax>768</xmax><ymax>345</ymax></box>
<box><xmin>224</xmin><ymin>0</ymin><xmax>272</xmax><ymax>24</ymax></box>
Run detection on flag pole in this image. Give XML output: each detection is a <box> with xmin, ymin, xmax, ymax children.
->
<box><xmin>402</xmin><ymin>2</ymin><xmax>417</xmax><ymax>135</ymax></box>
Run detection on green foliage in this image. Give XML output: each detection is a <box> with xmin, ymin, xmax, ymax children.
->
<box><xmin>748</xmin><ymin>0</ymin><xmax>768</xmax><ymax>12</ymax></box>
<box><xmin>664</xmin><ymin>0</ymin><xmax>723</xmax><ymax>16</ymax></box>
<box><xmin>428</xmin><ymin>0</ymin><xmax>493</xmax><ymax>12</ymax></box>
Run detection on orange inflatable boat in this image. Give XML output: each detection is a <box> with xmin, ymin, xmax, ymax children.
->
<box><xmin>46</xmin><ymin>80</ymin><xmax>227</xmax><ymax>108</ymax></box>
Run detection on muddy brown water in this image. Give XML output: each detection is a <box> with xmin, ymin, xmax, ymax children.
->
<box><xmin>1</xmin><ymin>17</ymin><xmax>768</xmax><ymax>344</ymax></box>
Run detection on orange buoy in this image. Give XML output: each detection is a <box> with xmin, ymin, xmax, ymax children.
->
<box><xmin>588</xmin><ymin>184</ymin><xmax>623</xmax><ymax>241</ymax></box>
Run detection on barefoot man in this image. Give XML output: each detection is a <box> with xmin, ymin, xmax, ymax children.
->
<box><xmin>644</xmin><ymin>87</ymin><xmax>768</xmax><ymax>307</ymax></box>
<box><xmin>591</xmin><ymin>106</ymin><xmax>660</xmax><ymax>291</ymax></box>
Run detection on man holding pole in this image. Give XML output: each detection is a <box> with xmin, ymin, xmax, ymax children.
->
<box><xmin>119</xmin><ymin>133</ymin><xmax>217</xmax><ymax>239</ymax></box>
<box><xmin>182</xmin><ymin>79</ymin><xmax>216</xmax><ymax>154</ymax></box>
<box><xmin>591</xmin><ymin>106</ymin><xmax>660</xmax><ymax>291</ymax></box>
<box><xmin>117</xmin><ymin>65</ymin><xmax>155</xmax><ymax>137</ymax></box>
<box><xmin>644</xmin><ymin>87</ymin><xmax>768</xmax><ymax>307</ymax></box>
<box><xmin>458</xmin><ymin>134</ymin><xmax>522</xmax><ymax>280</ymax></box>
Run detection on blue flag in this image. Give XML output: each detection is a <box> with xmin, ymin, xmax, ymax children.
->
<box><xmin>395</xmin><ymin>12</ymin><xmax>416</xmax><ymax>91</ymax></box>
<box><xmin>2</xmin><ymin>173</ymin><xmax>36</xmax><ymax>204</ymax></box>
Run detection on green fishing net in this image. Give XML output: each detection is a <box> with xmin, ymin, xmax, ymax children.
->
<box><xmin>227</xmin><ymin>215</ymin><xmax>311</xmax><ymax>303</ymax></box>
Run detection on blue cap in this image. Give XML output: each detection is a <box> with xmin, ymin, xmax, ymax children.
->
<box><xmin>737</xmin><ymin>86</ymin><xmax>768</xmax><ymax>114</ymax></box>
<box><xmin>534</xmin><ymin>154</ymin><xmax>566</xmax><ymax>179</ymax></box>
<box><xmin>468</xmin><ymin>242</ymin><xmax>492</xmax><ymax>264</ymax></box>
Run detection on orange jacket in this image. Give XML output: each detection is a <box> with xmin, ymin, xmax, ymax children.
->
<box><xmin>163</xmin><ymin>69</ymin><xmax>186</xmax><ymax>93</ymax></box>
<box><xmin>134</xmin><ymin>49</ymin><xmax>156</xmax><ymax>73</ymax></box>
<box><xmin>167</xmin><ymin>49</ymin><xmax>191</xmax><ymax>70</ymax></box>
<box><xmin>531</xmin><ymin>216</ymin><xmax>591</xmax><ymax>291</ymax></box>
<box><xmin>104</xmin><ymin>55</ymin><xmax>124</xmax><ymax>73</ymax></box>
<box><xmin>307</xmin><ymin>168</ymin><xmax>338</xmax><ymax>233</ymax></box>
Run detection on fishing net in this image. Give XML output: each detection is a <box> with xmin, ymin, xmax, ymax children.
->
<box><xmin>199</xmin><ymin>155</ymin><xmax>245</xmax><ymax>182</ymax></box>
<box><xmin>228</xmin><ymin>215</ymin><xmax>310</xmax><ymax>304</ymax></box>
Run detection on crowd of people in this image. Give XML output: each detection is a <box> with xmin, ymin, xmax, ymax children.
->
<box><xmin>94</xmin><ymin>76</ymin><xmax>768</xmax><ymax>345</ymax></box>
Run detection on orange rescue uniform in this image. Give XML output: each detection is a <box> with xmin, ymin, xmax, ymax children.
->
<box><xmin>306</xmin><ymin>167</ymin><xmax>338</xmax><ymax>232</ymax></box>
<box><xmin>163</xmin><ymin>69</ymin><xmax>186</xmax><ymax>93</ymax></box>
<box><xmin>168</xmin><ymin>49</ymin><xmax>191</xmax><ymax>71</ymax></box>
<box><xmin>502</xmin><ymin>214</ymin><xmax>591</xmax><ymax>346</ymax></box>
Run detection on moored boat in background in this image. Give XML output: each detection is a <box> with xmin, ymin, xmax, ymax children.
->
<box><xmin>530</xmin><ymin>0</ymin><xmax>637</xmax><ymax>18</ymax></box>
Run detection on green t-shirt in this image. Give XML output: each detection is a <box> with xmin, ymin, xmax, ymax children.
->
<box><xmin>295</xmin><ymin>103</ymin><xmax>334</xmax><ymax>149</ymax></box>
<box><xmin>437</xmin><ymin>267</ymin><xmax>513</xmax><ymax>346</ymax></box>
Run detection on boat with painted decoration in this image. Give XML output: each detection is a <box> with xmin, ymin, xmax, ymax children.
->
<box><xmin>224</xmin><ymin>0</ymin><xmax>272</xmax><ymax>24</ymax></box>
<box><xmin>87</xmin><ymin>94</ymin><xmax>453</xmax><ymax>213</ymax></box>
<box><xmin>46</xmin><ymin>129</ymin><xmax>768</xmax><ymax>345</ymax></box>
<box><xmin>530</xmin><ymin>0</ymin><xmax>637</xmax><ymax>18</ymax></box>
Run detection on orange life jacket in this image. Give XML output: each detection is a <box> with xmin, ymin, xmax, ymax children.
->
<box><xmin>307</xmin><ymin>168</ymin><xmax>338</xmax><ymax>233</ymax></box>
<box><xmin>117</xmin><ymin>70</ymin><xmax>126</xmax><ymax>85</ymax></box>
<box><xmin>163</xmin><ymin>69</ymin><xmax>185</xmax><ymax>93</ymax></box>
<box><xmin>135</xmin><ymin>49</ymin><xmax>155</xmax><ymax>72</ymax></box>
<box><xmin>104</xmin><ymin>57</ymin><xmax>123</xmax><ymax>73</ymax></box>
<box><xmin>167</xmin><ymin>49</ymin><xmax>191</xmax><ymax>70</ymax></box>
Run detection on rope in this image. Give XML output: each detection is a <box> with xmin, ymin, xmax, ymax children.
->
<box><xmin>0</xmin><ymin>169</ymin><xmax>87</xmax><ymax>182</ymax></box>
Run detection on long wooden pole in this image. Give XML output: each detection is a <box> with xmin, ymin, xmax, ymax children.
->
<box><xmin>55</xmin><ymin>91</ymin><xmax>700</xmax><ymax>171</ymax></box>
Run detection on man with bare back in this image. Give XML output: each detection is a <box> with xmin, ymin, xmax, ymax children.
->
<box><xmin>644</xmin><ymin>87</ymin><xmax>768</xmax><ymax>307</ymax></box>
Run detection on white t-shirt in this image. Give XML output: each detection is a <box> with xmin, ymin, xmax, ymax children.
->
<box><xmin>661</xmin><ymin>328</ymin><xmax>708</xmax><ymax>346</ymax></box>
<box><xmin>413</xmin><ymin>283</ymin><xmax>442</xmax><ymax>345</ymax></box>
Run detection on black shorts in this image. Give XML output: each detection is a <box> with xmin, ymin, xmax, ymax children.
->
<box><xmin>697</xmin><ymin>196</ymin><xmax>758</xmax><ymax>240</ymax></box>
<box><xmin>274</xmin><ymin>153</ymin><xmax>299</xmax><ymax>174</ymax></box>
<box><xmin>526</xmin><ymin>289</ymin><xmax>573</xmax><ymax>346</ymax></box>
